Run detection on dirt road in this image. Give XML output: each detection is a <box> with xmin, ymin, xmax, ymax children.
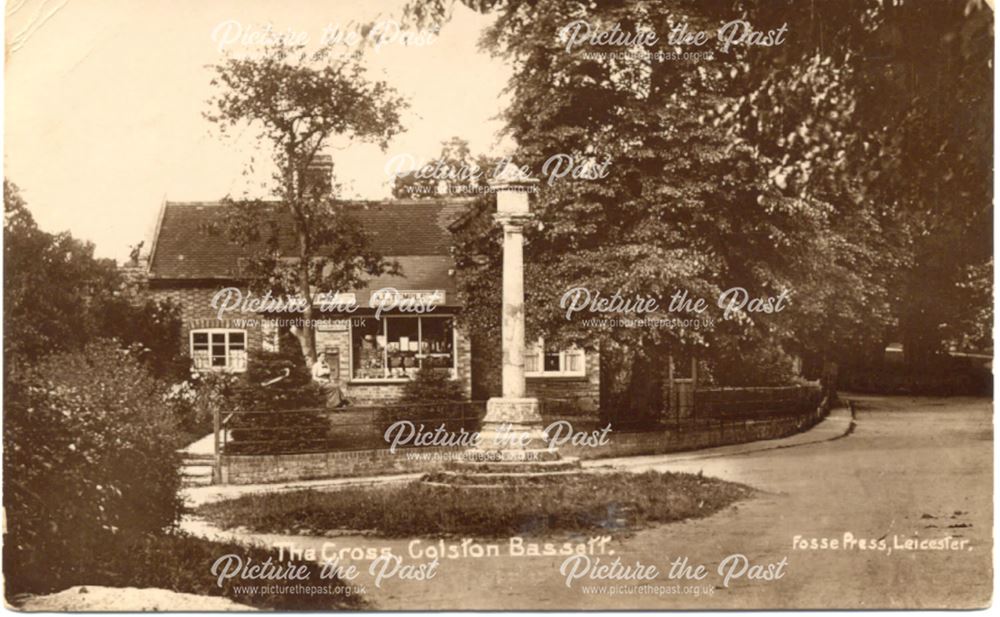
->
<box><xmin>187</xmin><ymin>395</ymin><xmax>992</xmax><ymax>609</ymax></box>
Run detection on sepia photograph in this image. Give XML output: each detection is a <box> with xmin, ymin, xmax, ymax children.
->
<box><xmin>2</xmin><ymin>0</ymin><xmax>994</xmax><ymax>611</ymax></box>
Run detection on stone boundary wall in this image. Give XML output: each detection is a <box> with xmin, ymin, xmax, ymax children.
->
<box><xmin>562</xmin><ymin>405</ymin><xmax>827</xmax><ymax>461</ymax></box>
<box><xmin>218</xmin><ymin>404</ymin><xmax>829</xmax><ymax>485</ymax></box>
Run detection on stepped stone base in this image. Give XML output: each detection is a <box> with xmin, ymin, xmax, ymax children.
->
<box><xmin>445</xmin><ymin>454</ymin><xmax>582</xmax><ymax>475</ymax></box>
<box><xmin>424</xmin><ymin>465</ymin><xmax>587</xmax><ymax>488</ymax></box>
<box><xmin>428</xmin><ymin>396</ymin><xmax>582</xmax><ymax>486</ymax></box>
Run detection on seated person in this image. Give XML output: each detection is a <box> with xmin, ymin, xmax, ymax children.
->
<box><xmin>312</xmin><ymin>351</ymin><xmax>348</xmax><ymax>408</ymax></box>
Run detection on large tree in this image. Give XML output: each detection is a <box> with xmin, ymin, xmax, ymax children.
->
<box><xmin>3</xmin><ymin>181</ymin><xmax>183</xmax><ymax>376</ymax></box>
<box><xmin>720</xmin><ymin>0</ymin><xmax>993</xmax><ymax>368</ymax></box>
<box><xmin>392</xmin><ymin>136</ymin><xmax>494</xmax><ymax>199</ymax></box>
<box><xmin>206</xmin><ymin>44</ymin><xmax>408</xmax><ymax>364</ymax></box>
<box><xmin>408</xmin><ymin>0</ymin><xmax>991</xmax><ymax>401</ymax></box>
<box><xmin>3</xmin><ymin>181</ymin><xmax>111</xmax><ymax>368</ymax></box>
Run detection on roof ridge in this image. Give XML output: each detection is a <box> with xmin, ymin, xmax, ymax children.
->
<box><xmin>163</xmin><ymin>197</ymin><xmax>476</xmax><ymax>207</ymax></box>
<box><xmin>150</xmin><ymin>197</ymin><xmax>470</xmax><ymax>279</ymax></box>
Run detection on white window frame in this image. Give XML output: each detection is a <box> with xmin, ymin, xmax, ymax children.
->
<box><xmin>525</xmin><ymin>338</ymin><xmax>586</xmax><ymax>378</ymax></box>
<box><xmin>348</xmin><ymin>314</ymin><xmax>459</xmax><ymax>383</ymax></box>
<box><xmin>190</xmin><ymin>328</ymin><xmax>248</xmax><ymax>373</ymax></box>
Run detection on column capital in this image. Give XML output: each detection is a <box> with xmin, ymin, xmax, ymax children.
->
<box><xmin>494</xmin><ymin>212</ymin><xmax>534</xmax><ymax>230</ymax></box>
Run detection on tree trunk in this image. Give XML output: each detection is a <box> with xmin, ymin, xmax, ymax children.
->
<box><xmin>286</xmin><ymin>147</ymin><xmax>318</xmax><ymax>368</ymax></box>
<box><xmin>626</xmin><ymin>351</ymin><xmax>663</xmax><ymax>426</ymax></box>
<box><xmin>295</xmin><ymin>237</ymin><xmax>317</xmax><ymax>367</ymax></box>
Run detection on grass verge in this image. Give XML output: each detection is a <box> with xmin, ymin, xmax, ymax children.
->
<box><xmin>5</xmin><ymin>531</ymin><xmax>366</xmax><ymax>610</ymax></box>
<box><xmin>196</xmin><ymin>471</ymin><xmax>753</xmax><ymax>538</ymax></box>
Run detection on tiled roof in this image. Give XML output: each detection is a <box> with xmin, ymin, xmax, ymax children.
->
<box><xmin>352</xmin><ymin>255</ymin><xmax>458</xmax><ymax>306</ymax></box>
<box><xmin>148</xmin><ymin>199</ymin><xmax>471</xmax><ymax>281</ymax></box>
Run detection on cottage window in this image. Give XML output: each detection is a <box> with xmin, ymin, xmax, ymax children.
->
<box><xmin>191</xmin><ymin>329</ymin><xmax>247</xmax><ymax>372</ymax></box>
<box><xmin>525</xmin><ymin>339</ymin><xmax>586</xmax><ymax>377</ymax></box>
<box><xmin>351</xmin><ymin>316</ymin><xmax>456</xmax><ymax>381</ymax></box>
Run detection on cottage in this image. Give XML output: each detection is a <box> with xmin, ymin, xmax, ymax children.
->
<box><xmin>139</xmin><ymin>193</ymin><xmax>600</xmax><ymax>410</ymax></box>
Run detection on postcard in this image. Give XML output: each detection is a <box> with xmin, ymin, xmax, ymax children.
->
<box><xmin>3</xmin><ymin>0</ymin><xmax>993</xmax><ymax>611</ymax></box>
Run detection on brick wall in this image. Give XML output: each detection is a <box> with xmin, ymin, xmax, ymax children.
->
<box><xmin>152</xmin><ymin>280</ymin><xmax>474</xmax><ymax>404</ymax></box>
<box><xmin>558</xmin><ymin>407</ymin><xmax>827</xmax><ymax>460</ymax></box>
<box><xmin>471</xmin><ymin>334</ymin><xmax>602</xmax><ymax>412</ymax></box>
<box><xmin>148</xmin><ymin>282</ymin><xmax>266</xmax><ymax>355</ymax></box>
<box><xmin>526</xmin><ymin>350</ymin><xmax>601</xmax><ymax>412</ymax></box>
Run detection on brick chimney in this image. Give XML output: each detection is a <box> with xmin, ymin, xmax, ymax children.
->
<box><xmin>303</xmin><ymin>154</ymin><xmax>334</xmax><ymax>196</ymax></box>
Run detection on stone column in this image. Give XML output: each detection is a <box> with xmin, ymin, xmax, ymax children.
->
<box><xmin>499</xmin><ymin>214</ymin><xmax>530</xmax><ymax>399</ymax></box>
<box><xmin>474</xmin><ymin>166</ymin><xmax>548</xmax><ymax>457</ymax></box>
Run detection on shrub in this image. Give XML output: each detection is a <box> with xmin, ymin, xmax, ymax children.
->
<box><xmin>3</xmin><ymin>341</ymin><xmax>183</xmax><ymax>595</ymax></box>
<box><xmin>231</xmin><ymin>333</ymin><xmax>327</xmax><ymax>410</ymax></box>
<box><xmin>703</xmin><ymin>335</ymin><xmax>798</xmax><ymax>387</ymax></box>
<box><xmin>96</xmin><ymin>296</ymin><xmax>188</xmax><ymax>381</ymax></box>
<box><xmin>400</xmin><ymin>368</ymin><xmax>465</xmax><ymax>403</ymax></box>
<box><xmin>375</xmin><ymin>368</ymin><xmax>473</xmax><ymax>435</ymax></box>
<box><xmin>400</xmin><ymin>367</ymin><xmax>466</xmax><ymax>403</ymax></box>
<box><xmin>165</xmin><ymin>370</ymin><xmax>241</xmax><ymax>442</ymax></box>
<box><xmin>224</xmin><ymin>334</ymin><xmax>330</xmax><ymax>454</ymax></box>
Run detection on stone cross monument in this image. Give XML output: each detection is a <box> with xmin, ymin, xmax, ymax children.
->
<box><xmin>454</xmin><ymin>162</ymin><xmax>579</xmax><ymax>478</ymax></box>
<box><xmin>473</xmin><ymin>164</ymin><xmax>547</xmax><ymax>459</ymax></box>
<box><xmin>444</xmin><ymin>163</ymin><xmax>581</xmax><ymax>478</ymax></box>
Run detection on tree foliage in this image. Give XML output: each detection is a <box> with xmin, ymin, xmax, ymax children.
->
<box><xmin>3</xmin><ymin>181</ymin><xmax>184</xmax><ymax>376</ymax></box>
<box><xmin>392</xmin><ymin>136</ymin><xmax>494</xmax><ymax>198</ymax></box>
<box><xmin>407</xmin><ymin>0</ymin><xmax>992</xmax><ymax>396</ymax></box>
<box><xmin>206</xmin><ymin>43</ymin><xmax>409</xmax><ymax>364</ymax></box>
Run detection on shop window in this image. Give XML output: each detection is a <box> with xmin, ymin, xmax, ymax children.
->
<box><xmin>351</xmin><ymin>316</ymin><xmax>456</xmax><ymax>381</ymax></box>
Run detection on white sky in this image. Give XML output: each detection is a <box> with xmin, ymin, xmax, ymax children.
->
<box><xmin>4</xmin><ymin>0</ymin><xmax>513</xmax><ymax>261</ymax></box>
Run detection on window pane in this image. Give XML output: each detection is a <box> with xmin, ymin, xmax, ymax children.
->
<box><xmin>387</xmin><ymin>318</ymin><xmax>420</xmax><ymax>379</ymax></box>
<box><xmin>420</xmin><ymin>317</ymin><xmax>454</xmax><ymax>371</ymax></box>
<box><xmin>352</xmin><ymin>318</ymin><xmax>385</xmax><ymax>379</ymax></box>
<box><xmin>192</xmin><ymin>332</ymin><xmax>208</xmax><ymax>347</ymax></box>
<box><xmin>192</xmin><ymin>351</ymin><xmax>210</xmax><ymax>369</ymax></box>
<box><xmin>525</xmin><ymin>342</ymin><xmax>540</xmax><ymax>372</ymax></box>
<box><xmin>566</xmin><ymin>350</ymin><xmax>584</xmax><ymax>373</ymax></box>
<box><xmin>543</xmin><ymin>351</ymin><xmax>561</xmax><ymax>372</ymax></box>
<box><xmin>230</xmin><ymin>349</ymin><xmax>247</xmax><ymax>371</ymax></box>
<box><xmin>230</xmin><ymin>332</ymin><xmax>245</xmax><ymax>348</ymax></box>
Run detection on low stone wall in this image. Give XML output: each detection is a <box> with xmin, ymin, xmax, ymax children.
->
<box><xmin>561</xmin><ymin>405</ymin><xmax>827</xmax><ymax>461</ymax></box>
<box><xmin>217</xmin><ymin>405</ymin><xmax>829</xmax><ymax>485</ymax></box>
<box><xmin>217</xmin><ymin>446</ymin><xmax>455</xmax><ymax>485</ymax></box>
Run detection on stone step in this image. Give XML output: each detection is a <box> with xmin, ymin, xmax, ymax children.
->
<box><xmin>445</xmin><ymin>456</ymin><xmax>582</xmax><ymax>475</ymax></box>
<box><xmin>181</xmin><ymin>465</ymin><xmax>213</xmax><ymax>477</ymax></box>
<box><xmin>452</xmin><ymin>448</ymin><xmax>565</xmax><ymax>463</ymax></box>
<box><xmin>181</xmin><ymin>460</ymin><xmax>214</xmax><ymax>471</ymax></box>
<box><xmin>180</xmin><ymin>452</ymin><xmax>215</xmax><ymax>462</ymax></box>
<box><xmin>182</xmin><ymin>475</ymin><xmax>213</xmax><ymax>487</ymax></box>
<box><xmin>423</xmin><ymin>468</ymin><xmax>590</xmax><ymax>488</ymax></box>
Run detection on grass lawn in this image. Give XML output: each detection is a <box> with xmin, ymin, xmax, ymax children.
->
<box><xmin>196</xmin><ymin>471</ymin><xmax>754</xmax><ymax>538</ymax></box>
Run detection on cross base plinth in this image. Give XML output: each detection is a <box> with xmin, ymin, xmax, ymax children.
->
<box><xmin>438</xmin><ymin>397</ymin><xmax>583</xmax><ymax>479</ymax></box>
<box><xmin>476</xmin><ymin>397</ymin><xmax>547</xmax><ymax>451</ymax></box>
